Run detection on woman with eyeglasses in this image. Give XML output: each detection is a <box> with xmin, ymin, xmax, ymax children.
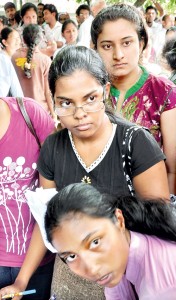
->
<box><xmin>1</xmin><ymin>45</ymin><xmax>169</xmax><ymax>300</ymax></box>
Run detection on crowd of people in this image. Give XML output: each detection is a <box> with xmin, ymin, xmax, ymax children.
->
<box><xmin>0</xmin><ymin>0</ymin><xmax>176</xmax><ymax>300</ymax></box>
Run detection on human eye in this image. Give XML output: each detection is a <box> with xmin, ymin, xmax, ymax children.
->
<box><xmin>102</xmin><ymin>44</ymin><xmax>112</xmax><ymax>50</ymax></box>
<box><xmin>88</xmin><ymin>95</ymin><xmax>96</xmax><ymax>102</ymax></box>
<box><xmin>89</xmin><ymin>238</ymin><xmax>101</xmax><ymax>249</ymax></box>
<box><xmin>58</xmin><ymin>100</ymin><xmax>72</xmax><ymax>108</ymax></box>
<box><xmin>122</xmin><ymin>40</ymin><xmax>131</xmax><ymax>47</ymax></box>
<box><xmin>62</xmin><ymin>253</ymin><xmax>77</xmax><ymax>263</ymax></box>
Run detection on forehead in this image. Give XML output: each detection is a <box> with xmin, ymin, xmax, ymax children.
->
<box><xmin>6</xmin><ymin>7</ymin><xmax>15</xmax><ymax>12</ymax></box>
<box><xmin>24</xmin><ymin>8</ymin><xmax>37</xmax><ymax>16</ymax></box>
<box><xmin>64</xmin><ymin>23</ymin><xmax>76</xmax><ymax>30</ymax></box>
<box><xmin>52</xmin><ymin>213</ymin><xmax>111</xmax><ymax>246</ymax></box>
<box><xmin>146</xmin><ymin>9</ymin><xmax>156</xmax><ymax>14</ymax></box>
<box><xmin>56</xmin><ymin>70</ymin><xmax>100</xmax><ymax>87</ymax></box>
<box><xmin>80</xmin><ymin>9</ymin><xmax>89</xmax><ymax>14</ymax></box>
<box><xmin>165</xmin><ymin>15</ymin><xmax>174</xmax><ymax>21</ymax></box>
<box><xmin>99</xmin><ymin>19</ymin><xmax>138</xmax><ymax>39</ymax></box>
<box><xmin>44</xmin><ymin>9</ymin><xmax>53</xmax><ymax>14</ymax></box>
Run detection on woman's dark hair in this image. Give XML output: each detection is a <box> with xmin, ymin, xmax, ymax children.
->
<box><xmin>48</xmin><ymin>45</ymin><xmax>109</xmax><ymax>98</ymax></box>
<box><xmin>23</xmin><ymin>24</ymin><xmax>42</xmax><ymax>78</ymax></box>
<box><xmin>21</xmin><ymin>2</ymin><xmax>38</xmax><ymax>19</ymax></box>
<box><xmin>0</xmin><ymin>26</ymin><xmax>14</xmax><ymax>48</ymax></box>
<box><xmin>45</xmin><ymin>183</ymin><xmax>176</xmax><ymax>246</ymax></box>
<box><xmin>91</xmin><ymin>3</ymin><xmax>148</xmax><ymax>50</ymax></box>
<box><xmin>61</xmin><ymin>19</ymin><xmax>78</xmax><ymax>34</ymax></box>
<box><xmin>14</xmin><ymin>10</ymin><xmax>22</xmax><ymax>25</ymax></box>
<box><xmin>162</xmin><ymin>38</ymin><xmax>176</xmax><ymax>71</ymax></box>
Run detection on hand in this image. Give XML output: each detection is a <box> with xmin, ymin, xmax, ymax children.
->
<box><xmin>47</xmin><ymin>40</ymin><xmax>57</xmax><ymax>51</ymax></box>
<box><xmin>0</xmin><ymin>281</ymin><xmax>27</xmax><ymax>300</ymax></box>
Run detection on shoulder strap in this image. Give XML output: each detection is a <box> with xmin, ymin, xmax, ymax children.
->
<box><xmin>16</xmin><ymin>97</ymin><xmax>41</xmax><ymax>148</ymax></box>
<box><xmin>122</xmin><ymin>125</ymin><xmax>143</xmax><ymax>196</ymax></box>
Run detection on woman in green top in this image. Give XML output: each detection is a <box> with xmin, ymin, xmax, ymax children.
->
<box><xmin>91</xmin><ymin>3</ymin><xmax>176</xmax><ymax>195</ymax></box>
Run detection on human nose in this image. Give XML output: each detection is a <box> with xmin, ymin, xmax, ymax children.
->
<box><xmin>113</xmin><ymin>46</ymin><xmax>124</xmax><ymax>60</ymax></box>
<box><xmin>77</xmin><ymin>253</ymin><xmax>100</xmax><ymax>280</ymax></box>
<box><xmin>73</xmin><ymin>106</ymin><xmax>87</xmax><ymax>118</ymax></box>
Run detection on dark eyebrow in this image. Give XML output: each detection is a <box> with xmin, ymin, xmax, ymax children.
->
<box><xmin>100</xmin><ymin>36</ymin><xmax>134</xmax><ymax>44</ymax></box>
<box><xmin>58</xmin><ymin>230</ymin><xmax>98</xmax><ymax>256</ymax></box>
<box><xmin>56</xmin><ymin>89</ymin><xmax>99</xmax><ymax>101</ymax></box>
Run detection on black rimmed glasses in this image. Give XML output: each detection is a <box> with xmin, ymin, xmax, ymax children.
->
<box><xmin>55</xmin><ymin>87</ymin><xmax>106</xmax><ymax>117</ymax></box>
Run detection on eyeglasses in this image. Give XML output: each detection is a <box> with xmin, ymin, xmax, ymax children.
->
<box><xmin>55</xmin><ymin>99</ymin><xmax>105</xmax><ymax>117</ymax></box>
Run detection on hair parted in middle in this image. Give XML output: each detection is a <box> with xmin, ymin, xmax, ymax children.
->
<box><xmin>91</xmin><ymin>3</ymin><xmax>148</xmax><ymax>50</ymax></box>
<box><xmin>48</xmin><ymin>45</ymin><xmax>109</xmax><ymax>97</ymax></box>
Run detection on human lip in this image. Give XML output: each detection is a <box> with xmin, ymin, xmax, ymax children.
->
<box><xmin>96</xmin><ymin>273</ymin><xmax>113</xmax><ymax>286</ymax></box>
<box><xmin>113</xmin><ymin>63</ymin><xmax>127</xmax><ymax>68</ymax></box>
<box><xmin>74</xmin><ymin>123</ymin><xmax>92</xmax><ymax>131</ymax></box>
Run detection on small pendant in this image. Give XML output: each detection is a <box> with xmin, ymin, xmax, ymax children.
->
<box><xmin>81</xmin><ymin>176</ymin><xmax>91</xmax><ymax>184</ymax></box>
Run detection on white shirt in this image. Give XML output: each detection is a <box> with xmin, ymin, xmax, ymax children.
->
<box><xmin>0</xmin><ymin>51</ymin><xmax>24</xmax><ymax>97</ymax></box>
<box><xmin>43</xmin><ymin>21</ymin><xmax>64</xmax><ymax>43</ymax></box>
<box><xmin>77</xmin><ymin>15</ymin><xmax>94</xmax><ymax>48</ymax></box>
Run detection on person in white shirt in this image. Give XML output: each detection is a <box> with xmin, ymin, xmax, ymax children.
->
<box><xmin>43</xmin><ymin>4</ymin><xmax>64</xmax><ymax>49</ymax></box>
<box><xmin>76</xmin><ymin>4</ymin><xmax>91</xmax><ymax>28</ymax></box>
<box><xmin>0</xmin><ymin>50</ymin><xmax>23</xmax><ymax>97</ymax></box>
<box><xmin>77</xmin><ymin>0</ymin><xmax>106</xmax><ymax>48</ymax></box>
<box><xmin>152</xmin><ymin>14</ymin><xmax>175</xmax><ymax>59</ymax></box>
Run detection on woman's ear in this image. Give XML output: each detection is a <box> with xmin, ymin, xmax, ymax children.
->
<box><xmin>114</xmin><ymin>209</ymin><xmax>125</xmax><ymax>231</ymax></box>
<box><xmin>2</xmin><ymin>39</ymin><xmax>7</xmax><ymax>47</ymax></box>
<box><xmin>104</xmin><ymin>82</ymin><xmax>110</xmax><ymax>99</ymax></box>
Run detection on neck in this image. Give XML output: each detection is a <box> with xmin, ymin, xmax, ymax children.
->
<box><xmin>111</xmin><ymin>66</ymin><xmax>142</xmax><ymax>92</ymax></box>
<box><xmin>72</xmin><ymin>114</ymin><xmax>112</xmax><ymax>146</ymax></box>
<box><xmin>49</xmin><ymin>19</ymin><xmax>56</xmax><ymax>29</ymax></box>
<box><xmin>2</xmin><ymin>49</ymin><xmax>12</xmax><ymax>57</ymax></box>
<box><xmin>147</xmin><ymin>21</ymin><xmax>153</xmax><ymax>27</ymax></box>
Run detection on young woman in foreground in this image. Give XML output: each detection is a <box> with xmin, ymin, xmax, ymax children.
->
<box><xmin>0</xmin><ymin>46</ymin><xmax>169</xmax><ymax>300</ymax></box>
<box><xmin>45</xmin><ymin>182</ymin><xmax>176</xmax><ymax>300</ymax></box>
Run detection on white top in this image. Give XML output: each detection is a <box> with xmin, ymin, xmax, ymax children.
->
<box><xmin>44</xmin><ymin>21</ymin><xmax>64</xmax><ymax>43</ymax></box>
<box><xmin>77</xmin><ymin>15</ymin><xmax>94</xmax><ymax>48</ymax></box>
<box><xmin>0</xmin><ymin>51</ymin><xmax>24</xmax><ymax>97</ymax></box>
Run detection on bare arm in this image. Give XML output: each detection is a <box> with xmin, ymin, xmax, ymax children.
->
<box><xmin>151</xmin><ymin>0</ymin><xmax>164</xmax><ymax>17</ymax></box>
<box><xmin>133</xmin><ymin>160</ymin><xmax>170</xmax><ymax>200</ymax></box>
<box><xmin>0</xmin><ymin>224</ymin><xmax>47</xmax><ymax>300</ymax></box>
<box><xmin>0</xmin><ymin>176</ymin><xmax>56</xmax><ymax>299</ymax></box>
<box><xmin>160</xmin><ymin>108</ymin><xmax>176</xmax><ymax>195</ymax></box>
<box><xmin>39</xmin><ymin>174</ymin><xmax>56</xmax><ymax>189</ymax></box>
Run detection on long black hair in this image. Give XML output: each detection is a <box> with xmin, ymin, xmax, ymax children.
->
<box><xmin>45</xmin><ymin>183</ymin><xmax>176</xmax><ymax>245</ymax></box>
<box><xmin>91</xmin><ymin>3</ymin><xmax>148</xmax><ymax>50</ymax></box>
<box><xmin>22</xmin><ymin>24</ymin><xmax>42</xmax><ymax>78</ymax></box>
